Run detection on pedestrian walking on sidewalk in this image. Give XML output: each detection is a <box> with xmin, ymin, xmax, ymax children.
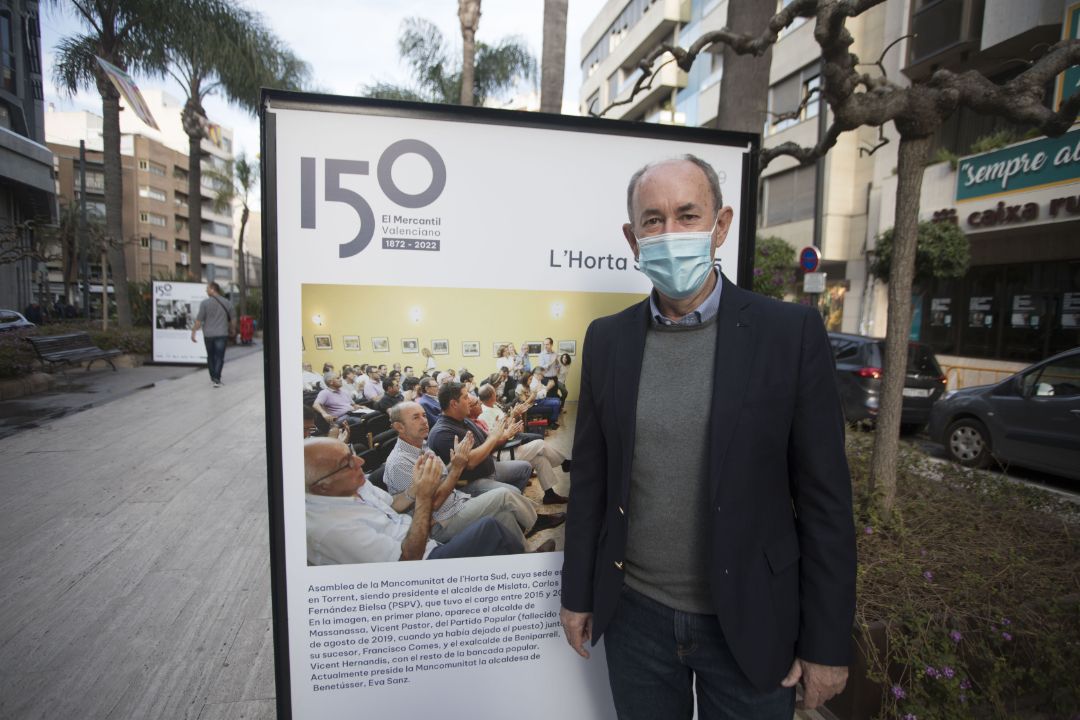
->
<box><xmin>191</xmin><ymin>282</ymin><xmax>235</xmax><ymax>387</ymax></box>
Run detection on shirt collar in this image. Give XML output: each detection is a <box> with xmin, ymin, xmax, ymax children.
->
<box><xmin>649</xmin><ymin>266</ymin><xmax>723</xmax><ymax>327</ymax></box>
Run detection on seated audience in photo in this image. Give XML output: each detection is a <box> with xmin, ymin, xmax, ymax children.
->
<box><xmin>362</xmin><ymin>366</ymin><xmax>384</xmax><ymax>403</ymax></box>
<box><xmin>403</xmin><ymin>365</ymin><xmax>415</xmax><ymax>378</ymax></box>
<box><xmin>427</xmin><ymin>382</ymin><xmax>534</xmax><ymax>496</ymax></box>
<box><xmin>459</xmin><ymin>371</ymin><xmax>476</xmax><ymax>394</ymax></box>
<box><xmin>527</xmin><ymin>367</ymin><xmax>562</xmax><ymax>427</ymax></box>
<box><xmin>376</xmin><ymin>377</ymin><xmax>404</xmax><ymax>413</ymax></box>
<box><xmin>302</xmin><ymin>363</ymin><xmax>324</xmax><ymax>392</ymax></box>
<box><xmin>378</xmin><ymin>364</ymin><xmax>388</xmax><ymax>375</ymax></box>
<box><xmin>436</xmin><ymin>370</ymin><xmax>452</xmax><ymax>386</ymax></box>
<box><xmin>340</xmin><ymin>368</ymin><xmax>362</xmax><ymax>400</ymax></box>
<box><xmin>474</xmin><ymin>386</ymin><xmax>569</xmax><ymax>504</ymax></box>
<box><xmin>322</xmin><ymin>363</ymin><xmax>335</xmax><ymax>385</ymax></box>
<box><xmin>303</xmin><ymin>404</ymin><xmax>350</xmax><ymax>443</ymax></box>
<box><xmin>401</xmin><ymin>376</ymin><xmax>422</xmax><ymax>402</ymax></box>
<box><xmin>417</xmin><ymin>377</ymin><xmax>442</xmax><ymax>427</ymax></box>
<box><xmin>305</xmin><ymin>438</ymin><xmax>524</xmax><ymax>565</ymax></box>
<box><xmin>383</xmin><ymin>402</ymin><xmax>561</xmax><ymax>547</ymax></box>
<box><xmin>314</xmin><ymin>375</ymin><xmax>364</xmax><ymax>427</ymax></box>
<box><xmin>393</xmin><ymin>363</ymin><xmax>402</xmax><ymax>373</ymax></box>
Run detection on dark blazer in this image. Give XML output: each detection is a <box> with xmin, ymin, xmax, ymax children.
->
<box><xmin>561</xmin><ymin>275</ymin><xmax>856</xmax><ymax>692</ymax></box>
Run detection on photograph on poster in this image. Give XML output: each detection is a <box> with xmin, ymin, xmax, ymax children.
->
<box><xmin>342</xmin><ymin>335</ymin><xmax>360</xmax><ymax>351</ymax></box>
<box><xmin>558</xmin><ymin>340</ymin><xmax>576</xmax><ymax>355</ymax></box>
<box><xmin>154</xmin><ymin>299</ymin><xmax>195</xmax><ymax>329</ymax></box>
<box><xmin>299</xmin><ymin>283</ymin><xmax>644</xmax><ymax>565</ymax></box>
<box><xmin>401</xmin><ymin>338</ymin><xmax>418</xmax><ymax>353</ymax></box>
<box><xmin>431</xmin><ymin>339</ymin><xmax>449</xmax><ymax>355</ymax></box>
<box><xmin>314</xmin><ymin>334</ymin><xmax>332</xmax><ymax>350</ymax></box>
<box><xmin>371</xmin><ymin>337</ymin><xmax>390</xmax><ymax>352</ymax></box>
<box><xmin>525</xmin><ymin>341</ymin><xmax>542</xmax><ymax>355</ymax></box>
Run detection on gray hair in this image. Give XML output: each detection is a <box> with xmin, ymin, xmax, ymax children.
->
<box><xmin>477</xmin><ymin>383</ymin><xmax>496</xmax><ymax>402</ymax></box>
<box><xmin>388</xmin><ymin>401</ymin><xmax>420</xmax><ymax>424</ymax></box>
<box><xmin>626</xmin><ymin>154</ymin><xmax>723</xmax><ymax>224</ymax></box>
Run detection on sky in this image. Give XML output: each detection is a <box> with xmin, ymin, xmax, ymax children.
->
<box><xmin>39</xmin><ymin>0</ymin><xmax>610</xmax><ymax>198</ymax></box>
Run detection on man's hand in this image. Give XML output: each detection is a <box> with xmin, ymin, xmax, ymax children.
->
<box><xmin>411</xmin><ymin>451</ymin><xmax>442</xmax><ymax>505</ymax></box>
<box><xmin>780</xmin><ymin>658</ymin><xmax>848</xmax><ymax>710</ymax></box>
<box><xmin>559</xmin><ymin>608</ymin><xmax>593</xmax><ymax>659</ymax></box>
<box><xmin>501</xmin><ymin>419</ymin><xmax>523</xmax><ymax>442</ymax></box>
<box><xmin>489</xmin><ymin>415</ymin><xmax>507</xmax><ymax>440</ymax></box>
<box><xmin>449</xmin><ymin>432</ymin><xmax>474</xmax><ymax>473</ymax></box>
<box><xmin>511</xmin><ymin>401</ymin><xmax>531</xmax><ymax>418</ymax></box>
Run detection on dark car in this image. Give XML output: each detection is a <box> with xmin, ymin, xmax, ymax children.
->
<box><xmin>827</xmin><ymin>332</ymin><xmax>948</xmax><ymax>431</ymax></box>
<box><xmin>928</xmin><ymin>347</ymin><xmax>1080</xmax><ymax>480</ymax></box>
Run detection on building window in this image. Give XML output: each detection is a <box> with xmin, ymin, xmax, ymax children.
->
<box><xmin>0</xmin><ymin>12</ymin><xmax>15</xmax><ymax>93</ymax></box>
<box><xmin>138</xmin><ymin>186</ymin><xmax>167</xmax><ymax>202</ymax></box>
<box><xmin>767</xmin><ymin>63</ymin><xmax>820</xmax><ymax>134</ymax></box>
<box><xmin>138</xmin><ymin>159</ymin><xmax>166</xmax><ymax>177</ymax></box>
<box><xmin>139</xmin><ymin>237</ymin><xmax>168</xmax><ymax>251</ymax></box>
<box><xmin>139</xmin><ymin>211</ymin><xmax>167</xmax><ymax>227</ymax></box>
<box><xmin>763</xmin><ymin>165</ymin><xmax>816</xmax><ymax>226</ymax></box>
<box><xmin>175</xmin><ymin>217</ymin><xmax>188</xmax><ymax>233</ymax></box>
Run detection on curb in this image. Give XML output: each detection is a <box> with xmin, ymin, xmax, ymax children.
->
<box><xmin>0</xmin><ymin>373</ymin><xmax>57</xmax><ymax>401</ymax></box>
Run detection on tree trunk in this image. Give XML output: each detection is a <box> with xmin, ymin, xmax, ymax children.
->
<box><xmin>540</xmin><ymin>0</ymin><xmax>568</xmax><ymax>113</ymax></box>
<box><xmin>100</xmin><ymin>89</ymin><xmax>133</xmax><ymax>328</ymax></box>
<box><xmin>237</xmin><ymin>205</ymin><xmax>249</xmax><ymax>316</ymax></box>
<box><xmin>458</xmin><ymin>0</ymin><xmax>481</xmax><ymax>106</ymax></box>
<box><xmin>183</xmin><ymin>98</ymin><xmax>205</xmax><ymax>283</ymax></box>
<box><xmin>869</xmin><ymin>135</ymin><xmax>931</xmax><ymax>517</ymax></box>
<box><xmin>715</xmin><ymin>0</ymin><xmax>773</xmax><ymax>135</ymax></box>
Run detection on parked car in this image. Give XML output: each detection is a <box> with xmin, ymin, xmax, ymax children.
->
<box><xmin>928</xmin><ymin>347</ymin><xmax>1080</xmax><ymax>480</ymax></box>
<box><xmin>827</xmin><ymin>332</ymin><xmax>948</xmax><ymax>432</ymax></box>
<box><xmin>0</xmin><ymin>309</ymin><xmax>35</xmax><ymax>332</ymax></box>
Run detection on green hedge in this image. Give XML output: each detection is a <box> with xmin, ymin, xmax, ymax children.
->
<box><xmin>0</xmin><ymin>323</ymin><xmax>152</xmax><ymax>379</ymax></box>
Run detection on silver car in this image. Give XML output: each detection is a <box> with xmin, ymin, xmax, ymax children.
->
<box><xmin>0</xmin><ymin>309</ymin><xmax>35</xmax><ymax>332</ymax></box>
<box><xmin>928</xmin><ymin>347</ymin><xmax>1080</xmax><ymax>481</ymax></box>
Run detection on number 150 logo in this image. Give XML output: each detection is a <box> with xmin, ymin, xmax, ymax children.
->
<box><xmin>299</xmin><ymin>139</ymin><xmax>447</xmax><ymax>258</ymax></box>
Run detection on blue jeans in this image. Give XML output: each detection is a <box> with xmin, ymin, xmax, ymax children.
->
<box><xmin>428</xmin><ymin>516</ymin><xmax>521</xmax><ymax>559</ymax></box>
<box><xmin>204</xmin><ymin>336</ymin><xmax>227</xmax><ymax>382</ymax></box>
<box><xmin>604</xmin><ymin>586</ymin><xmax>795</xmax><ymax>720</ymax></box>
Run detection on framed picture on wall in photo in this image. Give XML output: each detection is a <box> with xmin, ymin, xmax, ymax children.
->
<box><xmin>371</xmin><ymin>337</ymin><xmax>389</xmax><ymax>352</ymax></box>
<box><xmin>431</xmin><ymin>339</ymin><xmax>449</xmax><ymax>355</ymax></box>
<box><xmin>343</xmin><ymin>335</ymin><xmax>360</xmax><ymax>351</ymax></box>
<box><xmin>525</xmin><ymin>341</ymin><xmax>542</xmax><ymax>355</ymax></box>
<box><xmin>401</xmin><ymin>338</ymin><xmax>419</xmax><ymax>353</ymax></box>
<box><xmin>558</xmin><ymin>340</ymin><xmax>576</xmax><ymax>355</ymax></box>
<box><xmin>493</xmin><ymin>341</ymin><xmax>510</xmax><ymax>358</ymax></box>
<box><xmin>462</xmin><ymin>341</ymin><xmax>480</xmax><ymax>357</ymax></box>
<box><xmin>314</xmin><ymin>334</ymin><xmax>332</xmax><ymax>350</ymax></box>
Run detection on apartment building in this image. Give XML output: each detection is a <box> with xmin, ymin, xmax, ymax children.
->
<box><xmin>0</xmin><ymin>0</ymin><xmax>55</xmax><ymax>310</ymax></box>
<box><xmin>579</xmin><ymin>0</ymin><xmax>886</xmax><ymax>335</ymax></box>
<box><xmin>579</xmin><ymin>0</ymin><xmax>1078</xmax><ymax>379</ymax></box>
<box><xmin>44</xmin><ymin>89</ymin><xmax>237</xmax><ymax>299</ymax></box>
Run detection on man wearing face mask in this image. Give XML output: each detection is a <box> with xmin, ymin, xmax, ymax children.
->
<box><xmin>559</xmin><ymin>155</ymin><xmax>855</xmax><ymax>719</ymax></box>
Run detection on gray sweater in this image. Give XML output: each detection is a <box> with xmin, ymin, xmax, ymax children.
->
<box><xmin>624</xmin><ymin>317</ymin><xmax>719</xmax><ymax>614</ymax></box>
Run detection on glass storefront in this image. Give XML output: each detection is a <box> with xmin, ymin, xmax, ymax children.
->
<box><xmin>916</xmin><ymin>260</ymin><xmax>1080</xmax><ymax>362</ymax></box>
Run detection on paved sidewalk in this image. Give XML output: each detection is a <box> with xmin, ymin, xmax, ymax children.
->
<box><xmin>0</xmin><ymin>342</ymin><xmax>263</xmax><ymax>441</ymax></box>
<box><xmin>0</xmin><ymin>349</ymin><xmax>274</xmax><ymax>720</ymax></box>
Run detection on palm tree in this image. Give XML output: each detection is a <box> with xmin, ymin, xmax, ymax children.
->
<box><xmin>458</xmin><ymin>0</ymin><xmax>482</xmax><ymax>105</ymax></box>
<box><xmin>51</xmin><ymin>0</ymin><xmax>165</xmax><ymax>328</ymax></box>
<box><xmin>365</xmin><ymin>18</ymin><xmax>535</xmax><ymax>106</ymax></box>
<box><xmin>158</xmin><ymin>0</ymin><xmax>307</xmax><ymax>282</ymax></box>
<box><xmin>205</xmin><ymin>153</ymin><xmax>256</xmax><ymax>316</ymax></box>
<box><xmin>540</xmin><ymin>0</ymin><xmax>567</xmax><ymax>113</ymax></box>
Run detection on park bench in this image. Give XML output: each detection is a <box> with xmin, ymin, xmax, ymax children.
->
<box><xmin>28</xmin><ymin>332</ymin><xmax>122</xmax><ymax>372</ymax></box>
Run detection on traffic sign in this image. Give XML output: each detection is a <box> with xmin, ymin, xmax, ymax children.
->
<box><xmin>799</xmin><ymin>246</ymin><xmax>821</xmax><ymax>272</ymax></box>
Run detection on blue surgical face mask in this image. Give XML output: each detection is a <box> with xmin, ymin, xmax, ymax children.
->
<box><xmin>634</xmin><ymin>214</ymin><xmax>719</xmax><ymax>300</ymax></box>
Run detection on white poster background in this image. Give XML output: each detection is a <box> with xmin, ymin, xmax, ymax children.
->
<box><xmin>268</xmin><ymin>99</ymin><xmax>751</xmax><ymax>719</ymax></box>
<box><xmin>152</xmin><ymin>281</ymin><xmax>208</xmax><ymax>363</ymax></box>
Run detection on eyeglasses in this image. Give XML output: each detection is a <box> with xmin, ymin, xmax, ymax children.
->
<box><xmin>310</xmin><ymin>446</ymin><xmax>361</xmax><ymax>486</ymax></box>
